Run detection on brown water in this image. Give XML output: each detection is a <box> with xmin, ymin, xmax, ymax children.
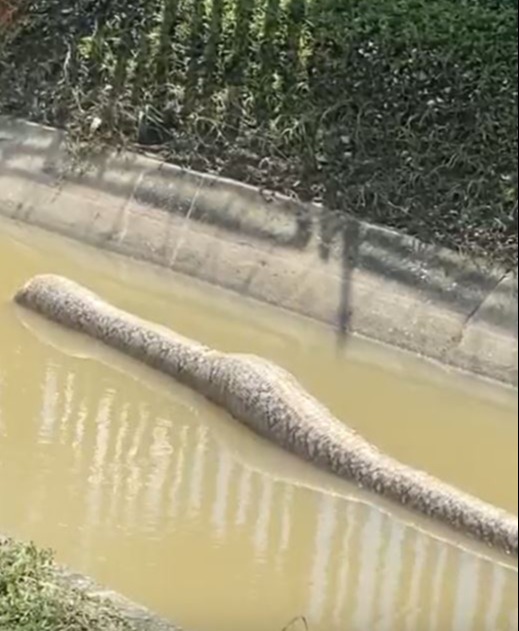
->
<box><xmin>0</xmin><ymin>218</ymin><xmax>517</xmax><ymax>631</ymax></box>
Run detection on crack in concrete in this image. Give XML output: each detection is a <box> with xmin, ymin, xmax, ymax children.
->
<box><xmin>448</xmin><ymin>270</ymin><xmax>511</xmax><ymax>351</ymax></box>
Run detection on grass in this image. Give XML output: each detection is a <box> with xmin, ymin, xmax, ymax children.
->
<box><xmin>0</xmin><ymin>538</ymin><xmax>310</xmax><ymax>630</ymax></box>
<box><xmin>0</xmin><ymin>538</ymin><xmax>135</xmax><ymax>631</ymax></box>
<box><xmin>0</xmin><ymin>0</ymin><xmax>517</xmax><ymax>267</ymax></box>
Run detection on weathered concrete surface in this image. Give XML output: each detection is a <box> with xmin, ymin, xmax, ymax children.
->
<box><xmin>62</xmin><ymin>569</ymin><xmax>185</xmax><ymax>631</ymax></box>
<box><xmin>0</xmin><ymin>116</ymin><xmax>517</xmax><ymax>386</ymax></box>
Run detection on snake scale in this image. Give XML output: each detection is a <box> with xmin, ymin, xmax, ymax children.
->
<box><xmin>14</xmin><ymin>274</ymin><xmax>518</xmax><ymax>556</ymax></box>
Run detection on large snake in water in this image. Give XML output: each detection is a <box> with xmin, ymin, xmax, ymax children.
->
<box><xmin>14</xmin><ymin>274</ymin><xmax>518</xmax><ymax>557</ymax></box>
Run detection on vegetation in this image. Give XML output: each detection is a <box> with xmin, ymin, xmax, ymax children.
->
<box><xmin>0</xmin><ymin>0</ymin><xmax>517</xmax><ymax>266</ymax></box>
<box><xmin>0</xmin><ymin>538</ymin><xmax>137</xmax><ymax>630</ymax></box>
<box><xmin>0</xmin><ymin>538</ymin><xmax>309</xmax><ymax>630</ymax></box>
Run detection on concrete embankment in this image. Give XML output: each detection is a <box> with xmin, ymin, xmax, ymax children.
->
<box><xmin>0</xmin><ymin>117</ymin><xmax>516</xmax><ymax>387</ymax></box>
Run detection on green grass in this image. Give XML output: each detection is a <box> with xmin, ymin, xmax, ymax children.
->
<box><xmin>0</xmin><ymin>538</ymin><xmax>135</xmax><ymax>631</ymax></box>
<box><xmin>0</xmin><ymin>538</ymin><xmax>308</xmax><ymax>630</ymax></box>
<box><xmin>0</xmin><ymin>0</ymin><xmax>517</xmax><ymax>266</ymax></box>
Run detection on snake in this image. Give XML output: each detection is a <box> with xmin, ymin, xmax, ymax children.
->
<box><xmin>13</xmin><ymin>273</ymin><xmax>518</xmax><ymax>557</ymax></box>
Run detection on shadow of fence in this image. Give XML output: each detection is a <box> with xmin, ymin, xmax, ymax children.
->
<box><xmin>1</xmin><ymin>122</ymin><xmax>516</xmax><ymax>350</ymax></box>
<box><xmin>1</xmin><ymin>0</ymin><xmax>516</xmax><ymax>274</ymax></box>
<box><xmin>1</xmin><ymin>0</ymin><xmax>517</xmax><ymax>350</ymax></box>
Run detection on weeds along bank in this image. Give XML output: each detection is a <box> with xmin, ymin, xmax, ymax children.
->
<box><xmin>0</xmin><ymin>537</ymin><xmax>182</xmax><ymax>630</ymax></box>
<box><xmin>0</xmin><ymin>539</ymin><xmax>133</xmax><ymax>630</ymax></box>
<box><xmin>0</xmin><ymin>0</ymin><xmax>517</xmax><ymax>266</ymax></box>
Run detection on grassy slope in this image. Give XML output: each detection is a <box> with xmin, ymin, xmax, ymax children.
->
<box><xmin>0</xmin><ymin>0</ymin><xmax>517</xmax><ymax>267</ymax></box>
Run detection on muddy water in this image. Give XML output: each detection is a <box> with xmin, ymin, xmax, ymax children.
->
<box><xmin>0</xmin><ymin>218</ymin><xmax>517</xmax><ymax>631</ymax></box>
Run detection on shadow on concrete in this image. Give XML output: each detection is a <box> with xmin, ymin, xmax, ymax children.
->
<box><xmin>0</xmin><ymin>123</ymin><xmax>516</xmax><ymax>345</ymax></box>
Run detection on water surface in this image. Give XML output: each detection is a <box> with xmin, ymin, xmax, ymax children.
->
<box><xmin>0</xmin><ymin>219</ymin><xmax>517</xmax><ymax>631</ymax></box>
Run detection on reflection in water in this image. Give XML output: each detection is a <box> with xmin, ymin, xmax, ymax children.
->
<box><xmin>38</xmin><ymin>361</ymin><xmax>59</xmax><ymax>444</ymax></box>
<box><xmin>168</xmin><ymin>425</ymin><xmax>188</xmax><ymax>523</ymax></box>
<box><xmin>0</xmin><ymin>225</ymin><xmax>517</xmax><ymax>631</ymax></box>
<box><xmin>485</xmin><ymin>564</ymin><xmax>506</xmax><ymax>631</ymax></box>
<box><xmin>187</xmin><ymin>425</ymin><xmax>209</xmax><ymax>518</ymax></box>
<box><xmin>107</xmin><ymin>403</ymin><xmax>130</xmax><ymax>527</ymax></box>
<box><xmin>353</xmin><ymin>509</ymin><xmax>384</xmax><ymax>630</ymax></box>
<box><xmin>82</xmin><ymin>390</ymin><xmax>114</xmax><ymax>569</ymax></box>
<box><xmin>404</xmin><ymin>534</ymin><xmax>429</xmax><ymax>631</ymax></box>
<box><xmin>235</xmin><ymin>467</ymin><xmax>253</xmax><ymax>528</ymax></box>
<box><xmin>376</xmin><ymin>519</ymin><xmax>405</xmax><ymax>631</ymax></box>
<box><xmin>88</xmin><ymin>391</ymin><xmax>114</xmax><ymax>528</ymax></box>
<box><xmin>124</xmin><ymin>404</ymin><xmax>149</xmax><ymax>528</ymax></box>
<box><xmin>144</xmin><ymin>417</ymin><xmax>173</xmax><ymax>531</ymax></box>
<box><xmin>212</xmin><ymin>447</ymin><xmax>235</xmax><ymax>540</ymax></box>
<box><xmin>429</xmin><ymin>543</ymin><xmax>448</xmax><ymax>631</ymax></box>
<box><xmin>59</xmin><ymin>372</ymin><xmax>76</xmax><ymax>445</ymax></box>
<box><xmin>0</xmin><ymin>369</ymin><xmax>5</xmax><ymax>437</ymax></box>
<box><xmin>253</xmin><ymin>477</ymin><xmax>274</xmax><ymax>559</ymax></box>
<box><xmin>0</xmin><ymin>357</ymin><xmax>513</xmax><ymax>631</ymax></box>
<box><xmin>276</xmin><ymin>485</ymin><xmax>294</xmax><ymax>571</ymax></box>
<box><xmin>453</xmin><ymin>555</ymin><xmax>480</xmax><ymax>631</ymax></box>
<box><xmin>308</xmin><ymin>495</ymin><xmax>338</xmax><ymax>624</ymax></box>
<box><xmin>332</xmin><ymin>503</ymin><xmax>359</xmax><ymax>627</ymax></box>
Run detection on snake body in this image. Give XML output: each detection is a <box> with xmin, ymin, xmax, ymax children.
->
<box><xmin>14</xmin><ymin>274</ymin><xmax>518</xmax><ymax>556</ymax></box>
